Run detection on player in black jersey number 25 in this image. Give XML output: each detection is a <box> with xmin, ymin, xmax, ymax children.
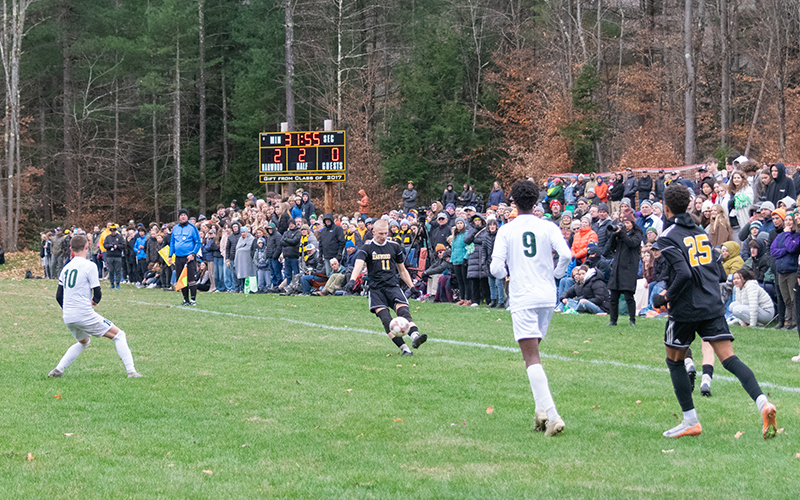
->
<box><xmin>345</xmin><ymin>219</ymin><xmax>427</xmax><ymax>356</ymax></box>
<box><xmin>654</xmin><ymin>183</ymin><xmax>778</xmax><ymax>439</ymax></box>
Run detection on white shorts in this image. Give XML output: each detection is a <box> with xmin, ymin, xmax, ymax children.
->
<box><xmin>511</xmin><ymin>307</ymin><xmax>554</xmax><ymax>342</ymax></box>
<box><xmin>65</xmin><ymin>315</ymin><xmax>115</xmax><ymax>342</ymax></box>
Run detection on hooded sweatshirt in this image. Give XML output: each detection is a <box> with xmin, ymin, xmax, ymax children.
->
<box><xmin>721</xmin><ymin>241</ymin><xmax>744</xmax><ymax>276</ymax></box>
<box><xmin>357</xmin><ymin>189</ymin><xmax>369</xmax><ymax>214</ymax></box>
<box><xmin>770</xmin><ymin>227</ymin><xmax>800</xmax><ymax>274</ymax></box>
<box><xmin>765</xmin><ymin>163</ymin><xmax>796</xmax><ymax>206</ymax></box>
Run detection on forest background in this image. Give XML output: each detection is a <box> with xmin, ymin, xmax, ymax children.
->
<box><xmin>0</xmin><ymin>0</ymin><xmax>797</xmax><ymax>251</ymax></box>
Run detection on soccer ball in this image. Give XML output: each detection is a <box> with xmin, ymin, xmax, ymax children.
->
<box><xmin>389</xmin><ymin>316</ymin><xmax>410</xmax><ymax>337</ymax></box>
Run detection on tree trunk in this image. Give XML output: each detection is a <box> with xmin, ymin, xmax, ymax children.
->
<box><xmin>221</xmin><ymin>64</ymin><xmax>228</xmax><ymax>190</ymax></box>
<box><xmin>683</xmin><ymin>0</ymin><xmax>696</xmax><ymax>165</ymax></box>
<box><xmin>152</xmin><ymin>93</ymin><xmax>159</xmax><ymax>224</ymax></box>
<box><xmin>720</xmin><ymin>0</ymin><xmax>729</xmax><ymax>146</ymax></box>
<box><xmin>744</xmin><ymin>33</ymin><xmax>773</xmax><ymax>157</ymax></box>
<box><xmin>198</xmin><ymin>0</ymin><xmax>206</xmax><ymax>214</ymax></box>
<box><xmin>113</xmin><ymin>77</ymin><xmax>119</xmax><ymax>222</ymax></box>
<box><xmin>284</xmin><ymin>0</ymin><xmax>295</xmax><ymax>193</ymax></box>
<box><xmin>174</xmin><ymin>39</ymin><xmax>181</xmax><ymax>215</ymax></box>
<box><xmin>41</xmin><ymin>95</ymin><xmax>51</xmax><ymax>220</ymax></box>
<box><xmin>61</xmin><ymin>2</ymin><xmax>75</xmax><ymax>224</ymax></box>
<box><xmin>336</xmin><ymin>0</ymin><xmax>342</xmax><ymax>125</ymax></box>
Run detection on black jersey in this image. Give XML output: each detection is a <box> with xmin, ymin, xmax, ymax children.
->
<box><xmin>657</xmin><ymin>213</ymin><xmax>726</xmax><ymax>322</ymax></box>
<box><xmin>357</xmin><ymin>239</ymin><xmax>405</xmax><ymax>289</ymax></box>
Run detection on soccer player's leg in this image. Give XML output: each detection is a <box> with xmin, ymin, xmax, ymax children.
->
<box><xmin>394</xmin><ymin>290</ymin><xmax>426</xmax><ymax>349</ymax></box>
<box><xmin>103</xmin><ymin>323</ymin><xmax>142</xmax><ymax>378</ymax></box>
<box><xmin>515</xmin><ymin>307</ymin><xmax>563</xmax><ymax>436</ymax></box>
<box><xmin>663</xmin><ymin>320</ymin><xmax>702</xmax><ymax>438</ymax></box>
<box><xmin>50</xmin><ymin>326</ymin><xmax>91</xmax><ymax>377</ymax></box>
<box><xmin>371</xmin><ymin>288</ymin><xmax>412</xmax><ymax>356</ymax></box>
<box><xmin>704</xmin><ymin>318</ymin><xmax>777</xmax><ymax>439</ymax></box>
<box><xmin>684</xmin><ymin>346</ymin><xmax>696</xmax><ymax>392</ymax></box>
<box><xmin>187</xmin><ymin>258</ymin><xmax>198</xmax><ymax>304</ymax></box>
<box><xmin>700</xmin><ymin>340</ymin><xmax>715</xmax><ymax>397</ymax></box>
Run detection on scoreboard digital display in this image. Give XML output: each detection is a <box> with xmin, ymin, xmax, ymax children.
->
<box><xmin>258</xmin><ymin>130</ymin><xmax>346</xmax><ymax>183</ymax></box>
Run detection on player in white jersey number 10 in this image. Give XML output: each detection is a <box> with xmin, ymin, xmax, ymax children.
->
<box><xmin>490</xmin><ymin>180</ymin><xmax>572</xmax><ymax>437</ymax></box>
<box><xmin>49</xmin><ymin>234</ymin><xmax>142</xmax><ymax>379</ymax></box>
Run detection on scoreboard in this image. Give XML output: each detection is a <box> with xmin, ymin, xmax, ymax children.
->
<box><xmin>258</xmin><ymin>130</ymin><xmax>346</xmax><ymax>183</ymax></box>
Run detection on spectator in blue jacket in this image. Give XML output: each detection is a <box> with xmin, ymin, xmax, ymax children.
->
<box><xmin>771</xmin><ymin>212</ymin><xmax>800</xmax><ymax>329</ymax></box>
<box><xmin>169</xmin><ymin>209</ymin><xmax>202</xmax><ymax>306</ymax></box>
<box><xmin>488</xmin><ymin>181</ymin><xmax>505</xmax><ymax>209</ymax></box>
<box><xmin>134</xmin><ymin>226</ymin><xmax>148</xmax><ymax>285</ymax></box>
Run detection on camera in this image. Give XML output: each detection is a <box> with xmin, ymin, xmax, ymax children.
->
<box><xmin>607</xmin><ymin>223</ymin><xmax>619</xmax><ymax>233</ymax></box>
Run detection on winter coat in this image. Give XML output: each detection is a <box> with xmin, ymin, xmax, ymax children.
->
<box><xmin>487</xmin><ymin>189</ymin><xmax>505</xmax><ymax>208</ymax></box>
<box><xmin>654</xmin><ymin>175</ymin><xmax>666</xmax><ymax>201</ymax></box>
<box><xmin>134</xmin><ymin>235</ymin><xmax>148</xmax><ymax>260</ymax></box>
<box><xmin>265</xmin><ymin>228</ymin><xmax>283</xmax><ymax>259</ymax></box>
<box><xmin>708</xmin><ymin>220</ymin><xmax>734</xmax><ymax>248</ymax></box>
<box><xmin>594</xmin><ymin>179</ymin><xmax>609</xmax><ymax>202</ymax></box>
<box><xmin>637</xmin><ymin>175</ymin><xmax>653</xmax><ymax>201</ymax></box>
<box><xmin>358</xmin><ymin>189</ymin><xmax>369</xmax><ymax>214</ymax></box>
<box><xmin>730</xmin><ymin>185</ymin><xmax>754</xmax><ymax>229</ymax></box>
<box><xmin>428</xmin><ymin>221</ymin><xmax>452</xmax><ymax>251</ymax></box>
<box><xmin>450</xmin><ymin>231</ymin><xmax>467</xmax><ymax>265</ymax></box>
<box><xmin>104</xmin><ymin>233</ymin><xmax>126</xmax><ymax>258</ymax></box>
<box><xmin>234</xmin><ymin>234</ymin><xmax>257</xmax><ymax>279</ymax></box>
<box><xmin>146</xmin><ymin>235</ymin><xmax>160</xmax><ymax>263</ymax></box>
<box><xmin>592</xmin><ymin>218</ymin><xmax>613</xmax><ymax>257</ymax></box>
<box><xmin>291</xmin><ymin>203</ymin><xmax>303</xmax><ymax>220</ymax></box>
<box><xmin>623</xmin><ymin>174</ymin><xmax>637</xmax><ymax>198</ymax></box>
<box><xmin>254</xmin><ymin>244</ymin><xmax>269</xmax><ymax>269</ymax></box>
<box><xmin>653</xmin><ymin>255</ymin><xmax>669</xmax><ymax>283</ymax></box>
<box><xmin>464</xmin><ymin>219</ymin><xmax>489</xmax><ymax>279</ymax></box>
<box><xmin>442</xmin><ymin>188</ymin><xmax>457</xmax><ymax>207</ymax></box>
<box><xmin>281</xmin><ymin>228</ymin><xmax>302</xmax><ymax>259</ymax></box>
<box><xmin>204</xmin><ymin>238</ymin><xmax>221</xmax><ymax>260</ymax></box>
<box><xmin>734</xmin><ymin>280</ymin><xmax>774</xmax><ymax>326</ymax></box>
<box><xmin>278</xmin><ymin>211</ymin><xmax>292</xmax><ymax>234</ymax></box>
<box><xmin>721</xmin><ymin>241</ymin><xmax>745</xmax><ymax>276</ymax></box>
<box><xmin>571</xmin><ymin>227</ymin><xmax>599</xmax><ymax>263</ymax></box>
<box><xmin>608</xmin><ymin>224</ymin><xmax>643</xmax><ymax>292</ymax></box>
<box><xmin>301</xmin><ymin>193</ymin><xmax>315</xmax><ymax>221</ymax></box>
<box><xmin>742</xmin><ymin>239</ymin><xmax>770</xmax><ymax>283</ymax></box>
<box><xmin>481</xmin><ymin>228</ymin><xmax>499</xmax><ymax>271</ymax></box>
<box><xmin>609</xmin><ymin>179</ymin><xmax>625</xmax><ymax>202</ymax></box>
<box><xmin>562</xmin><ymin>268</ymin><xmax>611</xmax><ymax>313</ymax></box>
<box><xmin>770</xmin><ymin>230</ymin><xmax>800</xmax><ymax>274</ymax></box>
<box><xmin>318</xmin><ymin>213</ymin><xmax>345</xmax><ymax>259</ymax></box>
<box><xmin>402</xmin><ymin>188</ymin><xmax>417</xmax><ymax>210</ymax></box>
<box><xmin>226</xmin><ymin>227</ymin><xmax>241</xmax><ymax>262</ymax></box>
<box><xmin>765</xmin><ymin>163</ymin><xmax>796</xmax><ymax>206</ymax></box>
<box><xmin>305</xmin><ymin>250</ymin><xmax>325</xmax><ymax>274</ymax></box>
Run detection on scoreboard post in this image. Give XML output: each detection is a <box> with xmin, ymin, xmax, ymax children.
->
<box><xmin>258</xmin><ymin>130</ymin><xmax>346</xmax><ymax>184</ymax></box>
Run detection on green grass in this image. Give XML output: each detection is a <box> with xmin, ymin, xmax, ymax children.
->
<box><xmin>1</xmin><ymin>279</ymin><xmax>799</xmax><ymax>499</ymax></box>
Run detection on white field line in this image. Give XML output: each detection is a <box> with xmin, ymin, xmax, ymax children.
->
<box><xmin>4</xmin><ymin>289</ymin><xmax>800</xmax><ymax>393</ymax></box>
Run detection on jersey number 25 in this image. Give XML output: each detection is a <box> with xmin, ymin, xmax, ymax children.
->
<box><xmin>683</xmin><ymin>235</ymin><xmax>712</xmax><ymax>267</ymax></box>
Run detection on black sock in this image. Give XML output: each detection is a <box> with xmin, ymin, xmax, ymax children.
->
<box><xmin>685</xmin><ymin>347</ymin><xmax>693</xmax><ymax>360</ymax></box>
<box><xmin>190</xmin><ymin>285</ymin><xmax>197</xmax><ymax>300</ymax></box>
<box><xmin>667</xmin><ymin>358</ymin><xmax>695</xmax><ymax>412</ymax></box>
<box><xmin>408</xmin><ymin>325</ymin><xmax>419</xmax><ymax>336</ymax></box>
<box><xmin>702</xmin><ymin>364</ymin><xmax>714</xmax><ymax>378</ymax></box>
<box><xmin>182</xmin><ymin>288</ymin><xmax>190</xmax><ymax>301</ymax></box>
<box><xmin>721</xmin><ymin>355</ymin><xmax>763</xmax><ymax>402</ymax></box>
<box><xmin>392</xmin><ymin>336</ymin><xmax>406</xmax><ymax>349</ymax></box>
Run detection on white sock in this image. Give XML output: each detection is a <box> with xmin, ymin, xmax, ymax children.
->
<box><xmin>684</xmin><ymin>357</ymin><xmax>695</xmax><ymax>372</ymax></box>
<box><xmin>701</xmin><ymin>374</ymin><xmax>712</xmax><ymax>387</ymax></box>
<box><xmin>56</xmin><ymin>340</ymin><xmax>89</xmax><ymax>371</ymax></box>
<box><xmin>756</xmin><ymin>394</ymin><xmax>768</xmax><ymax>412</ymax></box>
<box><xmin>683</xmin><ymin>408</ymin><xmax>698</xmax><ymax>424</ymax></box>
<box><xmin>400</xmin><ymin>344</ymin><xmax>411</xmax><ymax>353</ymax></box>
<box><xmin>112</xmin><ymin>331</ymin><xmax>136</xmax><ymax>373</ymax></box>
<box><xmin>527</xmin><ymin>364</ymin><xmax>559</xmax><ymax>422</ymax></box>
<box><xmin>410</xmin><ymin>331</ymin><xmax>420</xmax><ymax>341</ymax></box>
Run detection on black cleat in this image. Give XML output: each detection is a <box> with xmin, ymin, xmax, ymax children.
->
<box><xmin>180</xmin><ymin>300</ymin><xmax>191</xmax><ymax>306</ymax></box>
<box><xmin>700</xmin><ymin>383</ymin><xmax>711</xmax><ymax>397</ymax></box>
<box><xmin>412</xmin><ymin>334</ymin><xmax>427</xmax><ymax>349</ymax></box>
<box><xmin>687</xmin><ymin>367</ymin><xmax>696</xmax><ymax>392</ymax></box>
<box><xmin>189</xmin><ymin>300</ymin><xmax>197</xmax><ymax>306</ymax></box>
<box><xmin>607</xmin><ymin>321</ymin><xmax>617</xmax><ymax>327</ymax></box>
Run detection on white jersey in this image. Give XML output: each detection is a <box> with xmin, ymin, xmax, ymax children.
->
<box><xmin>58</xmin><ymin>256</ymin><xmax>101</xmax><ymax>324</ymax></box>
<box><xmin>491</xmin><ymin>214</ymin><xmax>572</xmax><ymax>312</ymax></box>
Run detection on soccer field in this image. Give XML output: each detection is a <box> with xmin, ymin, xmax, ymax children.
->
<box><xmin>1</xmin><ymin>279</ymin><xmax>798</xmax><ymax>499</ymax></box>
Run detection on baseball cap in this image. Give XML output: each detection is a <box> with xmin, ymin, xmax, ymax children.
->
<box><xmin>464</xmin><ymin>206</ymin><xmax>476</xmax><ymax>212</ymax></box>
<box><xmin>759</xmin><ymin>201</ymin><xmax>775</xmax><ymax>212</ymax></box>
<box><xmin>733</xmin><ymin>155</ymin><xmax>749</xmax><ymax>165</ymax></box>
<box><xmin>305</xmin><ymin>243</ymin><xmax>315</xmax><ymax>250</ymax></box>
<box><xmin>698</xmin><ymin>165</ymin><xmax>708</xmax><ymax>171</ymax></box>
<box><xmin>109</xmin><ymin>224</ymin><xmax>118</xmax><ymax>230</ymax></box>
<box><xmin>437</xmin><ymin>212</ymin><xmax>447</xmax><ymax>219</ymax></box>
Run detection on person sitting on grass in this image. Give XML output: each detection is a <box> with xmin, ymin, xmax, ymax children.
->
<box><xmin>558</xmin><ymin>265</ymin><xmax>610</xmax><ymax>314</ymax></box>
<box><xmin>312</xmin><ymin>258</ymin><xmax>347</xmax><ymax>296</ymax></box>
<box><xmin>728</xmin><ymin>269</ymin><xmax>774</xmax><ymax>327</ymax></box>
<box><xmin>300</xmin><ymin>243</ymin><xmax>325</xmax><ymax>295</ymax></box>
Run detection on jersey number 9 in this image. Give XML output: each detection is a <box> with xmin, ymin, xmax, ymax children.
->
<box><xmin>522</xmin><ymin>231</ymin><xmax>537</xmax><ymax>257</ymax></box>
<box><xmin>683</xmin><ymin>235</ymin><xmax>712</xmax><ymax>267</ymax></box>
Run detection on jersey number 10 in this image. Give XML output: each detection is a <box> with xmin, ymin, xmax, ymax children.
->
<box><xmin>522</xmin><ymin>231</ymin><xmax>537</xmax><ymax>257</ymax></box>
<box><xmin>683</xmin><ymin>234</ymin><xmax>712</xmax><ymax>267</ymax></box>
<box><xmin>65</xmin><ymin>269</ymin><xmax>78</xmax><ymax>288</ymax></box>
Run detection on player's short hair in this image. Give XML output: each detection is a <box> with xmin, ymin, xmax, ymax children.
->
<box><xmin>373</xmin><ymin>219</ymin><xmax>389</xmax><ymax>231</ymax></box>
<box><xmin>664</xmin><ymin>183</ymin><xmax>691</xmax><ymax>215</ymax></box>
<box><xmin>71</xmin><ymin>234</ymin><xmax>88</xmax><ymax>252</ymax></box>
<box><xmin>510</xmin><ymin>180</ymin><xmax>539</xmax><ymax>212</ymax></box>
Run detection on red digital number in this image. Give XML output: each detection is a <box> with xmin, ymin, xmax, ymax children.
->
<box><xmin>331</xmin><ymin>147</ymin><xmax>340</xmax><ymax>162</ymax></box>
<box><xmin>284</xmin><ymin>133</ymin><xmax>292</xmax><ymax>146</ymax></box>
<box><xmin>306</xmin><ymin>132</ymin><xmax>314</xmax><ymax>145</ymax></box>
<box><xmin>273</xmin><ymin>148</ymin><xmax>282</xmax><ymax>163</ymax></box>
<box><xmin>298</xmin><ymin>148</ymin><xmax>306</xmax><ymax>162</ymax></box>
<box><xmin>313</xmin><ymin>132</ymin><xmax>320</xmax><ymax>145</ymax></box>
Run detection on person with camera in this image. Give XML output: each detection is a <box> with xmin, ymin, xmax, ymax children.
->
<box><xmin>607</xmin><ymin>206</ymin><xmax>643</xmax><ymax>326</ymax></box>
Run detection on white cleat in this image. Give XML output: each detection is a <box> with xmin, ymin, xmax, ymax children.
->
<box><xmin>663</xmin><ymin>420</ymin><xmax>702</xmax><ymax>438</ymax></box>
<box><xmin>48</xmin><ymin>368</ymin><xmax>63</xmax><ymax>378</ymax></box>
<box><xmin>791</xmin><ymin>353</ymin><xmax>800</xmax><ymax>363</ymax></box>
<box><xmin>545</xmin><ymin>417</ymin><xmax>565</xmax><ymax>437</ymax></box>
<box><xmin>127</xmin><ymin>371</ymin><xmax>143</xmax><ymax>378</ymax></box>
<box><xmin>534</xmin><ymin>411</ymin><xmax>548</xmax><ymax>432</ymax></box>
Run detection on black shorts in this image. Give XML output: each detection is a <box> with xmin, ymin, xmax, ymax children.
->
<box><xmin>664</xmin><ymin>316</ymin><xmax>734</xmax><ymax>350</ymax></box>
<box><xmin>174</xmin><ymin>255</ymin><xmax>198</xmax><ymax>285</ymax></box>
<box><xmin>368</xmin><ymin>285</ymin><xmax>408</xmax><ymax>312</ymax></box>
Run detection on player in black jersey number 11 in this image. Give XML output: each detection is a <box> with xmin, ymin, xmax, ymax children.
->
<box><xmin>345</xmin><ymin>219</ymin><xmax>427</xmax><ymax>356</ymax></box>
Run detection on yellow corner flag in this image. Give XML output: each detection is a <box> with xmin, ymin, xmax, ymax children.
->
<box><xmin>175</xmin><ymin>266</ymin><xmax>188</xmax><ymax>291</ymax></box>
<box><xmin>158</xmin><ymin>245</ymin><xmax>171</xmax><ymax>265</ymax></box>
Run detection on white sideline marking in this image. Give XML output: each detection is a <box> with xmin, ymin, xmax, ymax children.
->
<box><xmin>4</xmin><ymin>290</ymin><xmax>800</xmax><ymax>393</ymax></box>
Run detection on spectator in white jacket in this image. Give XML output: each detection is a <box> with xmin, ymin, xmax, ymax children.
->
<box><xmin>729</xmin><ymin>269</ymin><xmax>774</xmax><ymax>327</ymax></box>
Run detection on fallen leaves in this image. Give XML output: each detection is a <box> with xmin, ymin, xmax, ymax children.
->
<box><xmin>202</xmin><ymin>470</ymin><xmax>213</xmax><ymax>475</ymax></box>
<box><xmin>486</xmin><ymin>406</ymin><xmax>494</xmax><ymax>414</ymax></box>
<box><xmin>734</xmin><ymin>431</ymin><xmax>744</xmax><ymax>439</ymax></box>
<box><xmin>27</xmin><ymin>453</ymin><xmax>34</xmax><ymax>461</ymax></box>
<box><xmin>583</xmin><ymin>339</ymin><xmax>591</xmax><ymax>344</ymax></box>
<box><xmin>396</xmin><ymin>364</ymin><xmax>402</xmax><ymax>367</ymax></box>
<box><xmin>394</xmin><ymin>419</ymin><xmax>403</xmax><ymax>422</ymax></box>
<box><xmin>778</xmin><ymin>428</ymin><xmax>785</xmax><ymax>434</ymax></box>
<box><xmin>661</xmin><ymin>449</ymin><xmax>674</xmax><ymax>454</ymax></box>
<box><xmin>571</xmin><ymin>350</ymin><xmax>579</xmax><ymax>354</ymax></box>
<box><xmin>592</xmin><ymin>405</ymin><xmax>601</xmax><ymax>409</ymax></box>
<box><xmin>795</xmin><ymin>453</ymin><xmax>800</xmax><ymax>458</ymax></box>
<box><xmin>63</xmin><ymin>433</ymin><xmax>73</xmax><ymax>437</ymax></box>
<box><xmin>346</xmin><ymin>389</ymin><xmax>353</xmax><ymax>393</ymax></box>
<box><xmin>635</xmin><ymin>400</ymin><xmax>642</xmax><ymax>404</ymax></box>
<box><xmin>54</xmin><ymin>393</ymin><xmax>61</xmax><ymax>399</ymax></box>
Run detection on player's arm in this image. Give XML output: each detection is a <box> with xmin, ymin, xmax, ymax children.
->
<box><xmin>348</xmin><ymin>258</ymin><xmax>365</xmax><ymax>283</ymax></box>
<box><xmin>551</xmin><ymin>226</ymin><xmax>573</xmax><ymax>279</ymax></box>
<box><xmin>490</xmin><ymin>230</ymin><xmax>508</xmax><ymax>279</ymax></box>
<box><xmin>659</xmin><ymin>243</ymin><xmax>692</xmax><ymax>305</ymax></box>
<box><xmin>92</xmin><ymin>286</ymin><xmax>102</xmax><ymax>306</ymax></box>
<box><xmin>56</xmin><ymin>284</ymin><xmax>64</xmax><ymax>308</ymax></box>
<box><xmin>396</xmin><ymin>262</ymin><xmax>414</xmax><ymax>290</ymax></box>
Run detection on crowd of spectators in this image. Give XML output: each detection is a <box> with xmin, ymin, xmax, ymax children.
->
<box><xmin>35</xmin><ymin>157</ymin><xmax>800</xmax><ymax>360</ymax></box>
